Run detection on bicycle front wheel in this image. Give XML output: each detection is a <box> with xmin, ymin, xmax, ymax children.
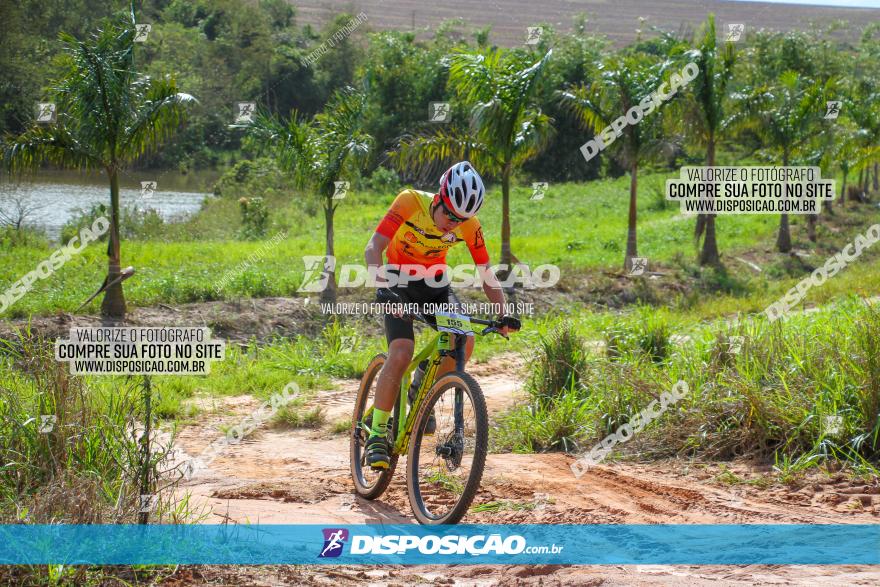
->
<box><xmin>406</xmin><ymin>371</ymin><xmax>488</xmax><ymax>525</ymax></box>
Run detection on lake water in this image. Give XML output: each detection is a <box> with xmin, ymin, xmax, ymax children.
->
<box><xmin>0</xmin><ymin>169</ymin><xmax>218</xmax><ymax>240</ymax></box>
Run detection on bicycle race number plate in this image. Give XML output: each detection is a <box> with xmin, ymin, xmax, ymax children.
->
<box><xmin>435</xmin><ymin>311</ymin><xmax>474</xmax><ymax>335</ymax></box>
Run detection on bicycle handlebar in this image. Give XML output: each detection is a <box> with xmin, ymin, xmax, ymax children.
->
<box><xmin>376</xmin><ymin>287</ymin><xmax>510</xmax><ymax>338</ymax></box>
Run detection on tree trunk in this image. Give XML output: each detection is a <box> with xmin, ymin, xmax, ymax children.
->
<box><xmin>499</xmin><ymin>163</ymin><xmax>517</xmax><ymax>297</ymax></box>
<box><xmin>822</xmin><ymin>198</ymin><xmax>834</xmax><ymax>216</ymax></box>
<box><xmin>858</xmin><ymin>168</ymin><xmax>865</xmax><ymax>198</ymax></box>
<box><xmin>874</xmin><ymin>162</ymin><xmax>879</xmax><ymax>193</ymax></box>
<box><xmin>137</xmin><ymin>375</ymin><xmax>153</xmax><ymax>525</ymax></box>
<box><xmin>699</xmin><ymin>137</ymin><xmax>721</xmax><ymax>266</ymax></box>
<box><xmin>840</xmin><ymin>170</ymin><xmax>848</xmax><ymax>209</ymax></box>
<box><xmin>500</xmin><ymin>163</ymin><xmax>512</xmax><ymax>266</ymax></box>
<box><xmin>776</xmin><ymin>151</ymin><xmax>792</xmax><ymax>253</ymax></box>
<box><xmin>101</xmin><ymin>168</ymin><xmax>127</xmax><ymax>317</ymax></box>
<box><xmin>807</xmin><ymin>143</ymin><xmax>818</xmax><ymax>241</ymax></box>
<box><xmin>624</xmin><ymin>162</ymin><xmax>639</xmax><ymax>271</ymax></box>
<box><xmin>822</xmin><ymin>164</ymin><xmax>834</xmax><ymax>216</ymax></box>
<box><xmin>321</xmin><ymin>199</ymin><xmax>337</xmax><ymax>304</ymax></box>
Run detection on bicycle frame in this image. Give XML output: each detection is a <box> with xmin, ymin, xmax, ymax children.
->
<box><xmin>391</xmin><ymin>329</ymin><xmax>469</xmax><ymax>456</ymax></box>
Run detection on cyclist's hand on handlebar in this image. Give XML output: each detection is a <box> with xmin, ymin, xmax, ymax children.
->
<box><xmin>376</xmin><ymin>287</ymin><xmax>406</xmax><ymax>319</ymax></box>
<box><xmin>498</xmin><ymin>315</ymin><xmax>521</xmax><ymax>337</ymax></box>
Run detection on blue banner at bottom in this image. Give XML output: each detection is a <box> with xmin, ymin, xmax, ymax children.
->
<box><xmin>0</xmin><ymin>524</ymin><xmax>878</xmax><ymax>565</ymax></box>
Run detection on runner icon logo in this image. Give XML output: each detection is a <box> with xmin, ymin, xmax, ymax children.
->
<box><xmin>319</xmin><ymin>528</ymin><xmax>349</xmax><ymax>558</ymax></box>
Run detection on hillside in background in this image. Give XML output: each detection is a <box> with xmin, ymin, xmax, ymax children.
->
<box><xmin>292</xmin><ymin>0</ymin><xmax>880</xmax><ymax>46</ymax></box>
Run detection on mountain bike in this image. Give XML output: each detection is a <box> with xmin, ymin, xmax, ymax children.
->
<box><xmin>350</xmin><ymin>289</ymin><xmax>510</xmax><ymax>525</ymax></box>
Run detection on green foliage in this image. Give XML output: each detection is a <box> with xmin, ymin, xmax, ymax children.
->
<box><xmin>271</xmin><ymin>404</ymin><xmax>325</xmax><ymax>429</ymax></box>
<box><xmin>0</xmin><ymin>225</ymin><xmax>48</xmax><ymax>249</ymax></box>
<box><xmin>60</xmin><ymin>204</ymin><xmax>109</xmax><ymax>244</ymax></box>
<box><xmin>264</xmin><ymin>320</ymin><xmax>384</xmax><ymax>379</ymax></box>
<box><xmin>525</xmin><ymin>323</ymin><xmax>591</xmax><ymax>405</ymax></box>
<box><xmin>4</xmin><ymin>171</ymin><xmax>879</xmax><ymax>317</ymax></box>
<box><xmin>61</xmin><ymin>203</ymin><xmax>169</xmax><ymax>243</ymax></box>
<box><xmin>213</xmin><ymin>158</ymin><xmax>287</xmax><ymax>197</ymax></box>
<box><xmin>497</xmin><ymin>297</ymin><xmax>880</xmax><ymax>470</ymax></box>
<box><xmin>358</xmin><ymin>165</ymin><xmax>401</xmax><ymax>194</ymax></box>
<box><xmin>0</xmin><ymin>331</ymin><xmax>171</xmax><ymax>522</ymax></box>
<box><xmin>604</xmin><ymin>306</ymin><xmax>671</xmax><ymax>363</ymax></box>
<box><xmin>495</xmin><ymin>380</ymin><xmax>594</xmax><ymax>453</ymax></box>
<box><xmin>237</xmin><ymin>197</ymin><xmax>269</xmax><ymax>240</ymax></box>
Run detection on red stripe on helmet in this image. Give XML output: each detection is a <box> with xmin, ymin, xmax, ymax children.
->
<box><xmin>438</xmin><ymin>168</ymin><xmax>453</xmax><ymax>208</ymax></box>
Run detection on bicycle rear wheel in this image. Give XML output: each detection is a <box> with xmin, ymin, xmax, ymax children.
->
<box><xmin>351</xmin><ymin>353</ymin><xmax>399</xmax><ymax>499</ymax></box>
<box><xmin>406</xmin><ymin>371</ymin><xmax>488</xmax><ymax>524</ymax></box>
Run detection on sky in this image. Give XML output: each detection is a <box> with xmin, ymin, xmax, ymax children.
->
<box><xmin>731</xmin><ymin>0</ymin><xmax>880</xmax><ymax>7</ymax></box>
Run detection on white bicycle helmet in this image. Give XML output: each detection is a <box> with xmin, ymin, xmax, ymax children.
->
<box><xmin>438</xmin><ymin>161</ymin><xmax>485</xmax><ymax>219</ymax></box>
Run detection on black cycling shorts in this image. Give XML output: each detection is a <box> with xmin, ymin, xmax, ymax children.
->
<box><xmin>383</xmin><ymin>277</ymin><xmax>464</xmax><ymax>343</ymax></box>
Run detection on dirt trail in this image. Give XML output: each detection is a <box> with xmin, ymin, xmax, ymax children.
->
<box><xmin>166</xmin><ymin>353</ymin><xmax>880</xmax><ymax>585</ymax></box>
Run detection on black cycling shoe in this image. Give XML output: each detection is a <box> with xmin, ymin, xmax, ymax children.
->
<box><xmin>365</xmin><ymin>434</ymin><xmax>390</xmax><ymax>470</ymax></box>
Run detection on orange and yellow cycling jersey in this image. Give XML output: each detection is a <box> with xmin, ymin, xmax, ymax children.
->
<box><xmin>376</xmin><ymin>189</ymin><xmax>489</xmax><ymax>271</ymax></box>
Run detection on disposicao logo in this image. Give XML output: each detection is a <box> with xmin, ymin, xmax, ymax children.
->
<box><xmin>319</xmin><ymin>528</ymin><xmax>348</xmax><ymax>558</ymax></box>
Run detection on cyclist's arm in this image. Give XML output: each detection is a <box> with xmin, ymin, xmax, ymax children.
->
<box><xmin>478</xmin><ymin>262</ymin><xmax>507</xmax><ymax>311</ymax></box>
<box><xmin>365</xmin><ymin>232</ymin><xmax>391</xmax><ymax>286</ymax></box>
<box><xmin>479</xmin><ymin>269</ymin><xmax>520</xmax><ymax>334</ymax></box>
<box><xmin>365</xmin><ymin>232</ymin><xmax>389</xmax><ymax>268</ymax></box>
<box><xmin>460</xmin><ymin>221</ymin><xmax>517</xmax><ymax>334</ymax></box>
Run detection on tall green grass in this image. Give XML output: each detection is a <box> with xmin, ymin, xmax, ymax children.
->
<box><xmin>0</xmin><ymin>329</ymin><xmax>216</xmax><ymax>584</ymax></box>
<box><xmin>496</xmin><ymin>298</ymin><xmax>880</xmax><ymax>474</ymax></box>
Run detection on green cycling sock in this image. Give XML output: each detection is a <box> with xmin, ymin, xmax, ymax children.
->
<box><xmin>369</xmin><ymin>407</ymin><xmax>391</xmax><ymax>438</ymax></box>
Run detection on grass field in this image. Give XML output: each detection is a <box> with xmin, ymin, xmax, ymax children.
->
<box><xmin>5</xmin><ymin>167</ymin><xmax>875</xmax><ymax>319</ymax></box>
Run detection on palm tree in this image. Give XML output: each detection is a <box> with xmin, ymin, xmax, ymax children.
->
<box><xmin>805</xmin><ymin>119</ymin><xmax>841</xmax><ymax>217</ymax></box>
<box><xmin>681</xmin><ymin>15</ymin><xmax>737</xmax><ymax>266</ymax></box>
<box><xmin>392</xmin><ymin>48</ymin><xmax>555</xmax><ymax>269</ymax></box>
<box><xmin>848</xmin><ymin>79</ymin><xmax>880</xmax><ymax>198</ymax></box>
<box><xmin>239</xmin><ymin>86</ymin><xmax>371</xmax><ymax>304</ymax></box>
<box><xmin>827</xmin><ymin>124</ymin><xmax>880</xmax><ymax>208</ymax></box>
<box><xmin>832</xmin><ymin>127</ymin><xmax>863</xmax><ymax>208</ymax></box>
<box><xmin>559</xmin><ymin>52</ymin><xmax>679</xmax><ymax>271</ymax></box>
<box><xmin>3</xmin><ymin>9</ymin><xmax>194</xmax><ymax>317</ymax></box>
<box><xmin>731</xmin><ymin>71</ymin><xmax>829</xmax><ymax>252</ymax></box>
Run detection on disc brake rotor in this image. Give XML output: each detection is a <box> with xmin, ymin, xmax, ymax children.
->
<box><xmin>436</xmin><ymin>432</ymin><xmax>464</xmax><ymax>471</ymax></box>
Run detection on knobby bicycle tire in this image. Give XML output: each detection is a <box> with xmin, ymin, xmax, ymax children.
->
<box><xmin>406</xmin><ymin>370</ymin><xmax>488</xmax><ymax>525</ymax></box>
<box><xmin>350</xmin><ymin>353</ymin><xmax>399</xmax><ymax>500</ymax></box>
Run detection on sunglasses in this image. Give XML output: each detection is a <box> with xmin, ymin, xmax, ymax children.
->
<box><xmin>438</xmin><ymin>200</ymin><xmax>466</xmax><ymax>223</ymax></box>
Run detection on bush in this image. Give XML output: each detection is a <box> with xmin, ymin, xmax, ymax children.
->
<box><xmin>271</xmin><ymin>405</ymin><xmax>325</xmax><ymax>429</ymax></box>
<box><xmin>698</xmin><ymin>266</ymin><xmax>750</xmax><ymax>296</ymax></box>
<box><xmin>238</xmin><ymin>197</ymin><xmax>269</xmax><ymax>240</ymax></box>
<box><xmin>605</xmin><ymin>306</ymin><xmax>671</xmax><ymax>363</ymax></box>
<box><xmin>60</xmin><ymin>204</ymin><xmax>168</xmax><ymax>242</ymax></box>
<box><xmin>212</xmin><ymin>158</ymin><xmax>288</xmax><ymax>199</ymax></box>
<box><xmin>0</xmin><ymin>225</ymin><xmax>48</xmax><ymax>248</ymax></box>
<box><xmin>60</xmin><ymin>204</ymin><xmax>109</xmax><ymax>243</ymax></box>
<box><xmin>495</xmin><ymin>380</ymin><xmax>594</xmax><ymax>453</ymax></box>
<box><xmin>524</xmin><ymin>323</ymin><xmax>591</xmax><ymax>406</ymax></box>
<box><xmin>362</xmin><ymin>166</ymin><xmax>400</xmax><ymax>194</ymax></box>
<box><xmin>0</xmin><ymin>331</ymin><xmax>179</xmax><ymax>523</ymax></box>
<box><xmin>265</xmin><ymin>319</ymin><xmax>384</xmax><ymax>379</ymax></box>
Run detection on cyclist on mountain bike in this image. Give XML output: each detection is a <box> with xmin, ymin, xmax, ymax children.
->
<box><xmin>363</xmin><ymin>161</ymin><xmax>521</xmax><ymax>469</ymax></box>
